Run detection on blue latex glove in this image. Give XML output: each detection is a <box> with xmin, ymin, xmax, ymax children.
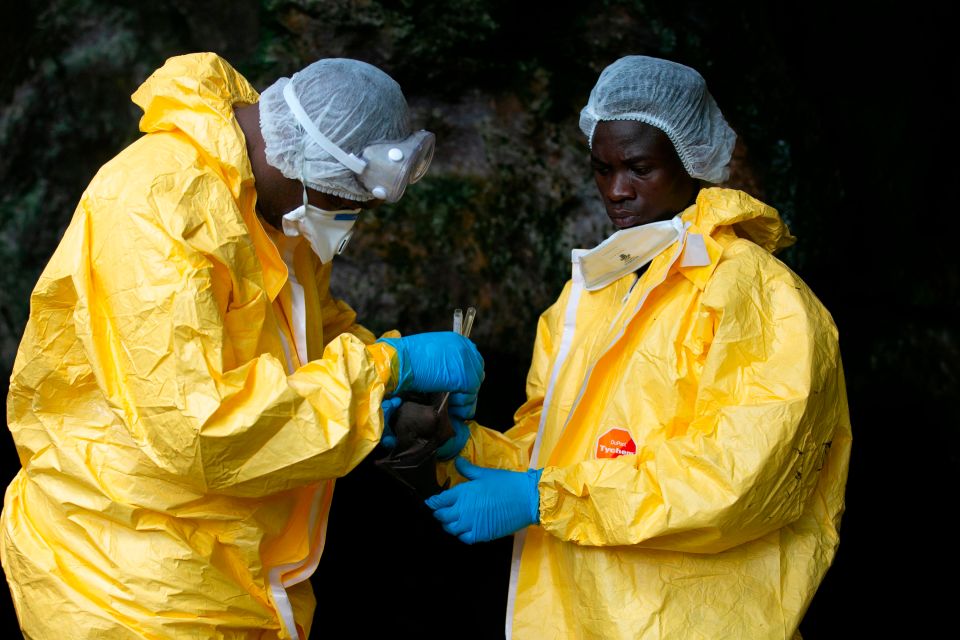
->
<box><xmin>436</xmin><ymin>390</ymin><xmax>477</xmax><ymax>460</ymax></box>
<box><xmin>446</xmin><ymin>390</ymin><xmax>477</xmax><ymax>421</ymax></box>
<box><xmin>378</xmin><ymin>332</ymin><xmax>484</xmax><ymax>397</ymax></box>
<box><xmin>425</xmin><ymin>457</ymin><xmax>543</xmax><ymax>544</ymax></box>
<box><xmin>435</xmin><ymin>417</ymin><xmax>470</xmax><ymax>460</ymax></box>
<box><xmin>379</xmin><ymin>396</ymin><xmax>403</xmax><ymax>449</ymax></box>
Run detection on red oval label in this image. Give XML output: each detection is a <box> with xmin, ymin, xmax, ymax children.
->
<box><xmin>595</xmin><ymin>428</ymin><xmax>636</xmax><ymax>459</ymax></box>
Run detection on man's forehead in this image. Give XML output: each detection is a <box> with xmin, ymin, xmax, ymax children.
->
<box><xmin>593</xmin><ymin>120</ymin><xmax>675</xmax><ymax>158</ymax></box>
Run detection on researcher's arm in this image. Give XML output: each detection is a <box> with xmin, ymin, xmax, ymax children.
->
<box><xmin>537</xmin><ymin>242</ymin><xmax>850</xmax><ymax>552</ymax></box>
<box><xmin>78</xmin><ymin>169</ymin><xmax>400</xmax><ymax>499</ymax></box>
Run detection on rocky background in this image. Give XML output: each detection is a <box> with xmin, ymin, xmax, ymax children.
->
<box><xmin>1</xmin><ymin>1</ymin><xmax>955</xmax><ymax>637</ymax></box>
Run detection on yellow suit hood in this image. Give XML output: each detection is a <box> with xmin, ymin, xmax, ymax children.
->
<box><xmin>132</xmin><ymin>52</ymin><xmax>260</xmax><ymax>199</ymax></box>
<box><xmin>689</xmin><ymin>186</ymin><xmax>797</xmax><ymax>254</ymax></box>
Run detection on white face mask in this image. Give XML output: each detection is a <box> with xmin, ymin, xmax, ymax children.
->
<box><xmin>579</xmin><ymin>216</ymin><xmax>685</xmax><ymax>291</ymax></box>
<box><xmin>280</xmin><ymin>185</ymin><xmax>361</xmax><ymax>263</ymax></box>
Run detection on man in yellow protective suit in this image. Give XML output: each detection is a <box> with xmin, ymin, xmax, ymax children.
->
<box><xmin>426</xmin><ymin>55</ymin><xmax>851</xmax><ymax>639</ymax></box>
<box><xmin>1</xmin><ymin>53</ymin><xmax>484</xmax><ymax>639</ymax></box>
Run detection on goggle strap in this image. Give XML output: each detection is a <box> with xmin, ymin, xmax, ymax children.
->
<box><xmin>283</xmin><ymin>81</ymin><xmax>367</xmax><ymax>175</ymax></box>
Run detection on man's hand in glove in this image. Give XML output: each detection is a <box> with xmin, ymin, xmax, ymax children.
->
<box><xmin>377</xmin><ymin>332</ymin><xmax>484</xmax><ymax>397</ymax></box>
<box><xmin>425</xmin><ymin>457</ymin><xmax>542</xmax><ymax>544</ymax></box>
<box><xmin>379</xmin><ymin>396</ymin><xmax>403</xmax><ymax>449</ymax></box>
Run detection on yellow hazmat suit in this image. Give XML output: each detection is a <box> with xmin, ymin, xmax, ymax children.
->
<box><xmin>446</xmin><ymin>188</ymin><xmax>852</xmax><ymax>639</ymax></box>
<box><xmin>1</xmin><ymin>53</ymin><xmax>396</xmax><ymax>639</ymax></box>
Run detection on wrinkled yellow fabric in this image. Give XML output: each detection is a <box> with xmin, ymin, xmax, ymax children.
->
<box><xmin>444</xmin><ymin>188</ymin><xmax>851</xmax><ymax>640</ymax></box>
<box><xmin>1</xmin><ymin>53</ymin><xmax>395</xmax><ymax>639</ymax></box>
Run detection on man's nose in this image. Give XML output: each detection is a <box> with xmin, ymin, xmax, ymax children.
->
<box><xmin>606</xmin><ymin>171</ymin><xmax>634</xmax><ymax>203</ymax></box>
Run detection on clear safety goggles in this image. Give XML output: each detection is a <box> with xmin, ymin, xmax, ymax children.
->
<box><xmin>283</xmin><ymin>81</ymin><xmax>435</xmax><ymax>203</ymax></box>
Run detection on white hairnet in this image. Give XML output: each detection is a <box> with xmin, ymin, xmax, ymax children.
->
<box><xmin>579</xmin><ymin>55</ymin><xmax>736</xmax><ymax>184</ymax></box>
<box><xmin>259</xmin><ymin>59</ymin><xmax>411</xmax><ymax>201</ymax></box>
